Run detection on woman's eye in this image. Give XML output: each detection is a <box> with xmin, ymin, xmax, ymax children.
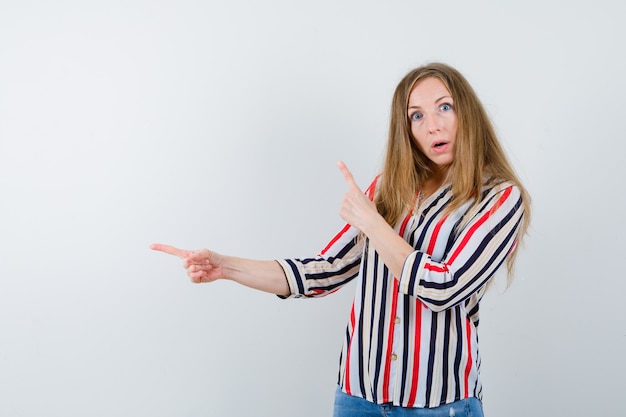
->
<box><xmin>440</xmin><ymin>103</ymin><xmax>452</xmax><ymax>112</ymax></box>
<box><xmin>410</xmin><ymin>112</ymin><xmax>423</xmax><ymax>121</ymax></box>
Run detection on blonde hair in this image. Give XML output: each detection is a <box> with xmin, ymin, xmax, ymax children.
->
<box><xmin>375</xmin><ymin>62</ymin><xmax>530</xmax><ymax>281</ymax></box>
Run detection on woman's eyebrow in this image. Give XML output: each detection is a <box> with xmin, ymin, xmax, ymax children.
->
<box><xmin>408</xmin><ymin>95</ymin><xmax>453</xmax><ymax>111</ymax></box>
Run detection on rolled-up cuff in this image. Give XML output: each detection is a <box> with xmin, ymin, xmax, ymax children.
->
<box><xmin>397</xmin><ymin>250</ymin><xmax>426</xmax><ymax>298</ymax></box>
<box><xmin>275</xmin><ymin>259</ymin><xmax>307</xmax><ymax>299</ymax></box>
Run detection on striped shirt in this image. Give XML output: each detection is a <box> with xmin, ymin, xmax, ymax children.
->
<box><xmin>276</xmin><ymin>176</ymin><xmax>525</xmax><ymax>408</ymax></box>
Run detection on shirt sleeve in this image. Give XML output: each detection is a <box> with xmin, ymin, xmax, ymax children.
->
<box><xmin>276</xmin><ymin>176</ymin><xmax>381</xmax><ymax>299</ymax></box>
<box><xmin>397</xmin><ymin>183</ymin><xmax>525</xmax><ymax>311</ymax></box>
<box><xmin>276</xmin><ymin>223</ymin><xmax>363</xmax><ymax>298</ymax></box>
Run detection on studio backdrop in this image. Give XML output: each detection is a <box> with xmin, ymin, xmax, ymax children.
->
<box><xmin>0</xmin><ymin>1</ymin><xmax>624</xmax><ymax>416</ymax></box>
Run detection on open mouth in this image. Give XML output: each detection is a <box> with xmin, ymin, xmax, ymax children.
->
<box><xmin>432</xmin><ymin>141</ymin><xmax>449</xmax><ymax>153</ymax></box>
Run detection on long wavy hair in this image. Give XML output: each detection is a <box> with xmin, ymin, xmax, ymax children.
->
<box><xmin>375</xmin><ymin>62</ymin><xmax>531</xmax><ymax>280</ymax></box>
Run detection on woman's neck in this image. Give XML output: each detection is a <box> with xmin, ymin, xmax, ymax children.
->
<box><xmin>421</xmin><ymin>166</ymin><xmax>449</xmax><ymax>198</ymax></box>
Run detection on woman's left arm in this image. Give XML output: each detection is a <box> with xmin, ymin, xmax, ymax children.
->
<box><xmin>397</xmin><ymin>184</ymin><xmax>524</xmax><ymax>311</ymax></box>
<box><xmin>337</xmin><ymin>161</ymin><xmax>416</xmax><ymax>279</ymax></box>
<box><xmin>337</xmin><ymin>162</ymin><xmax>525</xmax><ymax>312</ymax></box>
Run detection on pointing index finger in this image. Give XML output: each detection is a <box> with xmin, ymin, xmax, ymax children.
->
<box><xmin>150</xmin><ymin>243</ymin><xmax>190</xmax><ymax>259</ymax></box>
<box><xmin>337</xmin><ymin>160</ymin><xmax>363</xmax><ymax>193</ymax></box>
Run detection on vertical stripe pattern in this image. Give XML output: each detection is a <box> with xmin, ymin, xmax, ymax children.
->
<box><xmin>276</xmin><ymin>177</ymin><xmax>525</xmax><ymax>408</ymax></box>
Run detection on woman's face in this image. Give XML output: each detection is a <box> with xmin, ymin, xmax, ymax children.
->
<box><xmin>407</xmin><ymin>77</ymin><xmax>458</xmax><ymax>169</ymax></box>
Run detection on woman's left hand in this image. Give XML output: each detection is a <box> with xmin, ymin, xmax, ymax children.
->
<box><xmin>337</xmin><ymin>160</ymin><xmax>380</xmax><ymax>233</ymax></box>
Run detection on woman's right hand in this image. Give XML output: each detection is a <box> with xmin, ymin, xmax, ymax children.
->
<box><xmin>150</xmin><ymin>243</ymin><xmax>225</xmax><ymax>283</ymax></box>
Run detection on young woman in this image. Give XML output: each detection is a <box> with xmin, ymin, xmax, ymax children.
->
<box><xmin>151</xmin><ymin>62</ymin><xmax>530</xmax><ymax>416</ymax></box>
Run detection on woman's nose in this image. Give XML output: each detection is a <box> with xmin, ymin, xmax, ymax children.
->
<box><xmin>426</xmin><ymin>114</ymin><xmax>440</xmax><ymax>134</ymax></box>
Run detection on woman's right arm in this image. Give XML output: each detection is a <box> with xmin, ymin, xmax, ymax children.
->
<box><xmin>150</xmin><ymin>244</ymin><xmax>290</xmax><ymax>297</ymax></box>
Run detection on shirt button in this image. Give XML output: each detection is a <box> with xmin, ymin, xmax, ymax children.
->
<box><xmin>391</xmin><ymin>354</ymin><xmax>398</xmax><ymax>361</ymax></box>
<box><xmin>394</xmin><ymin>317</ymin><xmax>401</xmax><ymax>324</ymax></box>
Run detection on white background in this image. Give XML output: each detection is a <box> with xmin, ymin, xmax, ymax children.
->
<box><xmin>1</xmin><ymin>0</ymin><xmax>624</xmax><ymax>416</ymax></box>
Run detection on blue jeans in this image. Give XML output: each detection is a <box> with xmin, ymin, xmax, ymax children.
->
<box><xmin>333</xmin><ymin>386</ymin><xmax>484</xmax><ymax>417</ymax></box>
